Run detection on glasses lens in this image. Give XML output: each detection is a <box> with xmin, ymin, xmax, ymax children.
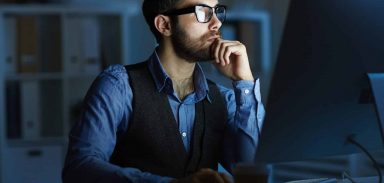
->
<box><xmin>215</xmin><ymin>6</ymin><xmax>226</xmax><ymax>22</ymax></box>
<box><xmin>196</xmin><ymin>6</ymin><xmax>212</xmax><ymax>23</ymax></box>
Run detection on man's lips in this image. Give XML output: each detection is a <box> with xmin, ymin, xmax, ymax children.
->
<box><xmin>209</xmin><ymin>36</ymin><xmax>220</xmax><ymax>40</ymax></box>
<box><xmin>207</xmin><ymin>31</ymin><xmax>221</xmax><ymax>41</ymax></box>
<box><xmin>207</xmin><ymin>35</ymin><xmax>221</xmax><ymax>42</ymax></box>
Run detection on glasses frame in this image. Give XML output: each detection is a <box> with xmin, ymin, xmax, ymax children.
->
<box><xmin>163</xmin><ymin>4</ymin><xmax>227</xmax><ymax>23</ymax></box>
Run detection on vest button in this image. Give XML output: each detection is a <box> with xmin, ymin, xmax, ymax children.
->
<box><xmin>182</xmin><ymin>132</ymin><xmax>187</xmax><ymax>138</ymax></box>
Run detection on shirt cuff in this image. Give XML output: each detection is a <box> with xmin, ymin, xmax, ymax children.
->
<box><xmin>232</xmin><ymin>80</ymin><xmax>257</xmax><ymax>105</ymax></box>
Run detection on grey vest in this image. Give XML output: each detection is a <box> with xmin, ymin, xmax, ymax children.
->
<box><xmin>110</xmin><ymin>61</ymin><xmax>227</xmax><ymax>178</ymax></box>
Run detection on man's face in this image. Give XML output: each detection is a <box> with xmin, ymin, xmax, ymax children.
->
<box><xmin>170</xmin><ymin>0</ymin><xmax>222</xmax><ymax>62</ymax></box>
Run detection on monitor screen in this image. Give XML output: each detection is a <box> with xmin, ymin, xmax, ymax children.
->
<box><xmin>255</xmin><ymin>0</ymin><xmax>384</xmax><ymax>163</ymax></box>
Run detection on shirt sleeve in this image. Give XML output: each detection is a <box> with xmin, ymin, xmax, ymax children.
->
<box><xmin>217</xmin><ymin>78</ymin><xmax>266</xmax><ymax>173</ymax></box>
<box><xmin>62</xmin><ymin>65</ymin><xmax>174</xmax><ymax>183</ymax></box>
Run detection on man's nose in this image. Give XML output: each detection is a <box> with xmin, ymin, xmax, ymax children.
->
<box><xmin>209</xmin><ymin>13</ymin><xmax>222</xmax><ymax>31</ymax></box>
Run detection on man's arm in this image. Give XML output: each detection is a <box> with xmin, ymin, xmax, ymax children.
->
<box><xmin>211</xmin><ymin>38</ymin><xmax>265</xmax><ymax>172</ymax></box>
<box><xmin>217</xmin><ymin>79</ymin><xmax>265</xmax><ymax>172</ymax></box>
<box><xmin>62</xmin><ymin>65</ymin><xmax>173</xmax><ymax>183</ymax></box>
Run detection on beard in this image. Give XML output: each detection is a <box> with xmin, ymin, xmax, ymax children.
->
<box><xmin>171</xmin><ymin>21</ymin><xmax>220</xmax><ymax>62</ymax></box>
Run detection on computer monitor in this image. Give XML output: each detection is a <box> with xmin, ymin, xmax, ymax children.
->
<box><xmin>255</xmin><ymin>0</ymin><xmax>384</xmax><ymax>164</ymax></box>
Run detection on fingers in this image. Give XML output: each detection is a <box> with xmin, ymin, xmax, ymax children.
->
<box><xmin>213</xmin><ymin>40</ymin><xmax>236</xmax><ymax>66</ymax></box>
<box><xmin>219</xmin><ymin>173</ymin><xmax>233</xmax><ymax>183</ymax></box>
<box><xmin>212</xmin><ymin>39</ymin><xmax>244</xmax><ymax>66</ymax></box>
<box><xmin>196</xmin><ymin>169</ymin><xmax>233</xmax><ymax>183</ymax></box>
<box><xmin>218</xmin><ymin>41</ymin><xmax>235</xmax><ymax>65</ymax></box>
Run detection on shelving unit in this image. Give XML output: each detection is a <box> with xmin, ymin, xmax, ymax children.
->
<box><xmin>0</xmin><ymin>3</ymin><xmax>156</xmax><ymax>183</ymax></box>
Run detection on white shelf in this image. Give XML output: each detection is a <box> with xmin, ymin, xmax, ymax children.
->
<box><xmin>5</xmin><ymin>72</ymin><xmax>99</xmax><ymax>81</ymax></box>
<box><xmin>7</xmin><ymin>137</ymin><xmax>65</xmax><ymax>147</ymax></box>
<box><xmin>6</xmin><ymin>72</ymin><xmax>64</xmax><ymax>81</ymax></box>
<box><xmin>0</xmin><ymin>3</ymin><xmax>139</xmax><ymax>15</ymax></box>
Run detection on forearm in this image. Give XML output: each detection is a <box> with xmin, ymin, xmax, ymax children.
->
<box><xmin>63</xmin><ymin>153</ymin><xmax>173</xmax><ymax>183</ymax></box>
<box><xmin>232</xmin><ymin>92</ymin><xmax>258</xmax><ymax>163</ymax></box>
<box><xmin>220</xmin><ymin>79</ymin><xmax>265</xmax><ymax>170</ymax></box>
<box><xmin>232</xmin><ymin>80</ymin><xmax>263</xmax><ymax>145</ymax></box>
<box><xmin>63</xmin><ymin>155</ymin><xmax>126</xmax><ymax>183</ymax></box>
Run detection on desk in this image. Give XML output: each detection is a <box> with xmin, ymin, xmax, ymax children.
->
<box><xmin>234</xmin><ymin>152</ymin><xmax>383</xmax><ymax>183</ymax></box>
<box><xmin>287</xmin><ymin>176</ymin><xmax>379</xmax><ymax>183</ymax></box>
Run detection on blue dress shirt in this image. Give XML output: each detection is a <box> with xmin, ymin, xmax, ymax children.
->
<box><xmin>63</xmin><ymin>50</ymin><xmax>265</xmax><ymax>183</ymax></box>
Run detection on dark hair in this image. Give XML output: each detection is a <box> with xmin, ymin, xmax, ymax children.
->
<box><xmin>142</xmin><ymin>0</ymin><xmax>181</xmax><ymax>43</ymax></box>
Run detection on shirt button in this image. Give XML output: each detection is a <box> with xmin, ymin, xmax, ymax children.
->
<box><xmin>244</xmin><ymin>89</ymin><xmax>250</xmax><ymax>94</ymax></box>
<box><xmin>182</xmin><ymin>132</ymin><xmax>187</xmax><ymax>138</ymax></box>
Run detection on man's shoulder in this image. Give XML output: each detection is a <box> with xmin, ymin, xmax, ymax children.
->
<box><xmin>98</xmin><ymin>64</ymin><xmax>129</xmax><ymax>86</ymax></box>
<box><xmin>103</xmin><ymin>64</ymin><xmax>127</xmax><ymax>74</ymax></box>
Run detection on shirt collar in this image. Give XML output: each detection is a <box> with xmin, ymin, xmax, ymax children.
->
<box><xmin>148</xmin><ymin>49</ymin><xmax>169</xmax><ymax>92</ymax></box>
<box><xmin>147</xmin><ymin>49</ymin><xmax>211</xmax><ymax>102</ymax></box>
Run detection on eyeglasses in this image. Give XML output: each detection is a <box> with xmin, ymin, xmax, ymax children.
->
<box><xmin>163</xmin><ymin>4</ymin><xmax>227</xmax><ymax>23</ymax></box>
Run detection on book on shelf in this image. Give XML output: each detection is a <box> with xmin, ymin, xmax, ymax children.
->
<box><xmin>13</xmin><ymin>15</ymin><xmax>62</xmax><ymax>74</ymax></box>
<box><xmin>17</xmin><ymin>16</ymin><xmax>39</xmax><ymax>73</ymax></box>
<box><xmin>82</xmin><ymin>17</ymin><xmax>101</xmax><ymax>73</ymax></box>
<box><xmin>66</xmin><ymin>16</ymin><xmax>101</xmax><ymax>74</ymax></box>
<box><xmin>6</xmin><ymin>80</ymin><xmax>43</xmax><ymax>140</ymax></box>
<box><xmin>20</xmin><ymin>80</ymin><xmax>41</xmax><ymax>140</ymax></box>
<box><xmin>4</xmin><ymin>17</ymin><xmax>17</xmax><ymax>75</ymax></box>
<box><xmin>65</xmin><ymin>17</ymin><xmax>82</xmax><ymax>74</ymax></box>
<box><xmin>6</xmin><ymin>81</ymin><xmax>21</xmax><ymax>139</ymax></box>
<box><xmin>39</xmin><ymin>16</ymin><xmax>62</xmax><ymax>73</ymax></box>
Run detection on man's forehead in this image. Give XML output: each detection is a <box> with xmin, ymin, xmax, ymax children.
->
<box><xmin>177</xmin><ymin>0</ymin><xmax>219</xmax><ymax>7</ymax></box>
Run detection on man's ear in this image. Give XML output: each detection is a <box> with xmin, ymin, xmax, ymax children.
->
<box><xmin>154</xmin><ymin>15</ymin><xmax>172</xmax><ymax>37</ymax></box>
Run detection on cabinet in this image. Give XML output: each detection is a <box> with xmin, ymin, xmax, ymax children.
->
<box><xmin>0</xmin><ymin>3</ymin><xmax>155</xmax><ymax>183</ymax></box>
<box><xmin>3</xmin><ymin>145</ymin><xmax>63</xmax><ymax>183</ymax></box>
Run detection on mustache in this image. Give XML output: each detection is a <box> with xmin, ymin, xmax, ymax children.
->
<box><xmin>205</xmin><ymin>31</ymin><xmax>221</xmax><ymax>39</ymax></box>
<box><xmin>212</xmin><ymin>31</ymin><xmax>221</xmax><ymax>37</ymax></box>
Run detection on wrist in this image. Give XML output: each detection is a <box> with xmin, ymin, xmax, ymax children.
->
<box><xmin>233</xmin><ymin>75</ymin><xmax>254</xmax><ymax>81</ymax></box>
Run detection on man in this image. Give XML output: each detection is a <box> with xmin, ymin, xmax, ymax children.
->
<box><xmin>62</xmin><ymin>0</ymin><xmax>265</xmax><ymax>182</ymax></box>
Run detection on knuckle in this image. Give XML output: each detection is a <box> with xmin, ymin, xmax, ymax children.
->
<box><xmin>220</xmin><ymin>42</ymin><xmax>226</xmax><ymax>49</ymax></box>
<box><xmin>225</xmin><ymin>45</ymin><xmax>230</xmax><ymax>52</ymax></box>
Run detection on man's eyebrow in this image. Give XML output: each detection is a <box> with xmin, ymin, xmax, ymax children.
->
<box><xmin>195</xmin><ymin>3</ymin><xmax>219</xmax><ymax>7</ymax></box>
<box><xmin>195</xmin><ymin>3</ymin><xmax>209</xmax><ymax>6</ymax></box>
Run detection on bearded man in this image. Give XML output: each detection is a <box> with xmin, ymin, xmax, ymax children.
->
<box><xmin>62</xmin><ymin>0</ymin><xmax>265</xmax><ymax>182</ymax></box>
